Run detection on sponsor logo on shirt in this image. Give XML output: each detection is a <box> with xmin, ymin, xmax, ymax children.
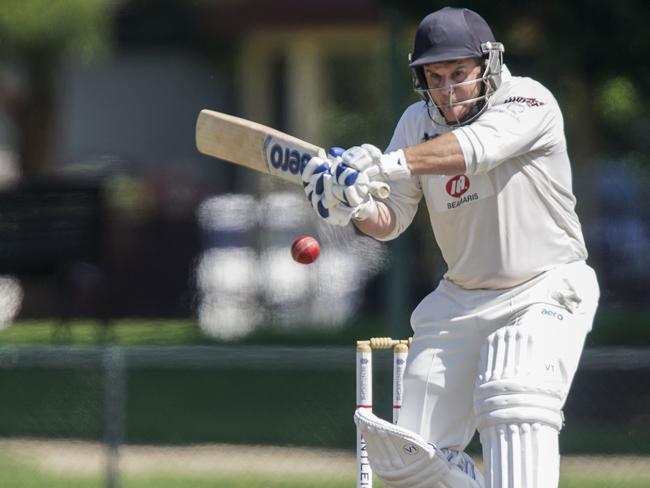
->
<box><xmin>446</xmin><ymin>175</ymin><xmax>470</xmax><ymax>197</ymax></box>
<box><xmin>445</xmin><ymin>175</ymin><xmax>479</xmax><ymax>209</ymax></box>
<box><xmin>503</xmin><ymin>96</ymin><xmax>546</xmax><ymax>107</ymax></box>
<box><xmin>447</xmin><ymin>192</ymin><xmax>479</xmax><ymax>209</ymax></box>
<box><xmin>426</xmin><ymin>173</ymin><xmax>494</xmax><ymax>212</ymax></box>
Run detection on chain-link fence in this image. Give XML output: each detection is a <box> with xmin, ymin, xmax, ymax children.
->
<box><xmin>0</xmin><ymin>345</ymin><xmax>648</xmax><ymax>488</ymax></box>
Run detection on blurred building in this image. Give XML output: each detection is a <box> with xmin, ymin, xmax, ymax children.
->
<box><xmin>0</xmin><ymin>0</ymin><xmax>407</xmax><ymax>328</ymax></box>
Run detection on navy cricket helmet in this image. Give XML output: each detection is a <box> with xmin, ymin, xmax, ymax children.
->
<box><xmin>409</xmin><ymin>7</ymin><xmax>505</xmax><ymax>126</ymax></box>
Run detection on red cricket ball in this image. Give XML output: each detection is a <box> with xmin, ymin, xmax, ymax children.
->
<box><xmin>291</xmin><ymin>235</ymin><xmax>320</xmax><ymax>264</ymax></box>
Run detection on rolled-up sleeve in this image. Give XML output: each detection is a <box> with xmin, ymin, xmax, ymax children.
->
<box><xmin>373</xmin><ymin>177</ymin><xmax>422</xmax><ymax>241</ymax></box>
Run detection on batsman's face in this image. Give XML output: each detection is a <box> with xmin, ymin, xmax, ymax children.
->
<box><xmin>424</xmin><ymin>58</ymin><xmax>483</xmax><ymax>123</ymax></box>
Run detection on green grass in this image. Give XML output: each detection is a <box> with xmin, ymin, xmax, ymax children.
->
<box><xmin>1</xmin><ymin>451</ymin><xmax>649</xmax><ymax>488</ymax></box>
<box><xmin>124</xmin><ymin>475</ymin><xmax>650</xmax><ymax>488</ymax></box>
<box><xmin>135</xmin><ymin>475</ymin><xmax>650</xmax><ymax>488</ymax></box>
<box><xmin>122</xmin><ymin>475</ymin><xmax>353</xmax><ymax>488</ymax></box>
<box><xmin>0</xmin><ymin>320</ymin><xmax>206</xmax><ymax>346</ymax></box>
<box><xmin>0</xmin><ymin>453</ymin><xmax>101</xmax><ymax>488</ymax></box>
<box><xmin>561</xmin><ymin>480</ymin><xmax>650</xmax><ymax>488</ymax></box>
<box><xmin>1</xmin><ymin>304</ymin><xmax>650</xmax><ymax>347</ymax></box>
<box><xmin>0</xmin><ymin>318</ymin><xmax>394</xmax><ymax>347</ymax></box>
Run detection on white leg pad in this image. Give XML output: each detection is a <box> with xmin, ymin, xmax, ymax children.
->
<box><xmin>480</xmin><ymin>422</ymin><xmax>559</xmax><ymax>488</ymax></box>
<box><xmin>475</xmin><ymin>324</ymin><xmax>567</xmax><ymax>488</ymax></box>
<box><xmin>354</xmin><ymin>409</ymin><xmax>484</xmax><ymax>488</ymax></box>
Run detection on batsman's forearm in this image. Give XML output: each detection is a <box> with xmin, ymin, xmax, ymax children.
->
<box><xmin>403</xmin><ymin>131</ymin><xmax>466</xmax><ymax>175</ymax></box>
<box><xmin>353</xmin><ymin>201</ymin><xmax>396</xmax><ymax>239</ymax></box>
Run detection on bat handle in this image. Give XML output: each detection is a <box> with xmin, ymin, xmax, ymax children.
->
<box><xmin>369</xmin><ymin>181</ymin><xmax>391</xmax><ymax>199</ymax></box>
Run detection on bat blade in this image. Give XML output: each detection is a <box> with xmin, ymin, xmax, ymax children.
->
<box><xmin>195</xmin><ymin>109</ymin><xmax>390</xmax><ymax>198</ymax></box>
<box><xmin>195</xmin><ymin>109</ymin><xmax>322</xmax><ymax>186</ymax></box>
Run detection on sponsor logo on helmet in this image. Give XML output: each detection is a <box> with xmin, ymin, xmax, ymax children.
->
<box><xmin>503</xmin><ymin>96</ymin><xmax>546</xmax><ymax>107</ymax></box>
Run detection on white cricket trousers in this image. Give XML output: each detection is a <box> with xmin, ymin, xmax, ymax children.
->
<box><xmin>397</xmin><ymin>261</ymin><xmax>599</xmax><ymax>488</ymax></box>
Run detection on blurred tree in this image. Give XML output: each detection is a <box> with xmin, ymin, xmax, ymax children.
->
<box><xmin>0</xmin><ymin>0</ymin><xmax>112</xmax><ymax>179</ymax></box>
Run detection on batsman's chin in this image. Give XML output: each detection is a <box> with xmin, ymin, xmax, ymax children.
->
<box><xmin>441</xmin><ymin>105</ymin><xmax>471</xmax><ymax>124</ymax></box>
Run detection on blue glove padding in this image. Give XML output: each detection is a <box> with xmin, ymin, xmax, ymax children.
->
<box><xmin>326</xmin><ymin>147</ymin><xmax>374</xmax><ymax>207</ymax></box>
<box><xmin>330</xmin><ymin>161</ymin><xmax>373</xmax><ymax>207</ymax></box>
<box><xmin>301</xmin><ymin>156</ymin><xmax>330</xmax><ymax>204</ymax></box>
<box><xmin>301</xmin><ymin>156</ymin><xmax>330</xmax><ymax>190</ymax></box>
<box><xmin>301</xmin><ymin>151</ymin><xmax>375</xmax><ymax>226</ymax></box>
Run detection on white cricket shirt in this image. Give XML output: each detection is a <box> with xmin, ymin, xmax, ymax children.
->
<box><xmin>382</xmin><ymin>66</ymin><xmax>588</xmax><ymax>289</ymax></box>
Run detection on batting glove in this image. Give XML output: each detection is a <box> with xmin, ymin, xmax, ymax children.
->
<box><xmin>301</xmin><ymin>155</ymin><xmax>331</xmax><ymax>206</ymax></box>
<box><xmin>326</xmin><ymin>148</ymin><xmax>376</xmax><ymax>222</ymax></box>
<box><xmin>301</xmin><ymin>154</ymin><xmax>330</xmax><ymax>189</ymax></box>
<box><xmin>308</xmin><ymin>193</ymin><xmax>375</xmax><ymax>227</ymax></box>
<box><xmin>341</xmin><ymin>144</ymin><xmax>411</xmax><ymax>182</ymax></box>
<box><xmin>302</xmin><ymin>151</ymin><xmax>376</xmax><ymax>227</ymax></box>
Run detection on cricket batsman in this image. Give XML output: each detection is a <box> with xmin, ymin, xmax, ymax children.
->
<box><xmin>301</xmin><ymin>6</ymin><xmax>600</xmax><ymax>488</ymax></box>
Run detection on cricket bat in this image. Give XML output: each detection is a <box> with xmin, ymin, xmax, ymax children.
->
<box><xmin>195</xmin><ymin>109</ymin><xmax>390</xmax><ymax>198</ymax></box>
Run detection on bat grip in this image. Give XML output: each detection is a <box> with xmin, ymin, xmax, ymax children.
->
<box><xmin>369</xmin><ymin>181</ymin><xmax>391</xmax><ymax>199</ymax></box>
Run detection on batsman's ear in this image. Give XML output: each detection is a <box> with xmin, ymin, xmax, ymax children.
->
<box><xmin>408</xmin><ymin>54</ymin><xmax>429</xmax><ymax>103</ymax></box>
